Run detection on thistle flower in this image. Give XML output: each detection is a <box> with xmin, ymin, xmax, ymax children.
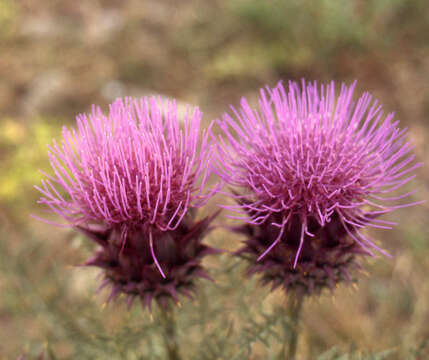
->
<box><xmin>36</xmin><ymin>97</ymin><xmax>219</xmax><ymax>310</ymax></box>
<box><xmin>215</xmin><ymin>80</ymin><xmax>422</xmax><ymax>296</ymax></box>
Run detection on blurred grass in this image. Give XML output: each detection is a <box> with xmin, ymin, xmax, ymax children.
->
<box><xmin>0</xmin><ymin>0</ymin><xmax>428</xmax><ymax>359</ymax></box>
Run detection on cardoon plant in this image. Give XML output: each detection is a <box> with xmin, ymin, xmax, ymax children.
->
<box><xmin>35</xmin><ymin>97</ymin><xmax>219</xmax><ymax>359</ymax></box>
<box><xmin>214</xmin><ymin>80</ymin><xmax>422</xmax><ymax>358</ymax></box>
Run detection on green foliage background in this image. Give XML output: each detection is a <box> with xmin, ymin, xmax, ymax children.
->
<box><xmin>0</xmin><ymin>1</ymin><xmax>428</xmax><ymax>359</ymax></box>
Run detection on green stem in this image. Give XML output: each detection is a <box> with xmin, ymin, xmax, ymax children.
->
<box><xmin>279</xmin><ymin>292</ymin><xmax>304</xmax><ymax>360</ymax></box>
<box><xmin>159</xmin><ymin>306</ymin><xmax>181</xmax><ymax>360</ymax></box>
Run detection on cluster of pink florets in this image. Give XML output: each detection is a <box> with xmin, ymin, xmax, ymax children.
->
<box><xmin>215</xmin><ymin>81</ymin><xmax>421</xmax><ymax>267</ymax></box>
<box><xmin>37</xmin><ymin>97</ymin><xmax>215</xmax><ymax>278</ymax></box>
<box><xmin>37</xmin><ymin>97</ymin><xmax>212</xmax><ymax>231</ymax></box>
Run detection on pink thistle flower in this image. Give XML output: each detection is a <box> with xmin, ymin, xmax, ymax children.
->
<box><xmin>36</xmin><ymin>97</ymin><xmax>219</xmax><ymax>310</ymax></box>
<box><xmin>215</xmin><ymin>80</ymin><xmax>422</xmax><ymax>295</ymax></box>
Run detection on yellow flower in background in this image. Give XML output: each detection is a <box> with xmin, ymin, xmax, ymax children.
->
<box><xmin>0</xmin><ymin>118</ymin><xmax>60</xmax><ymax>205</ymax></box>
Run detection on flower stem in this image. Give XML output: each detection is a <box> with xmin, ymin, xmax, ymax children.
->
<box><xmin>159</xmin><ymin>305</ymin><xmax>182</xmax><ymax>360</ymax></box>
<box><xmin>279</xmin><ymin>291</ymin><xmax>304</xmax><ymax>360</ymax></box>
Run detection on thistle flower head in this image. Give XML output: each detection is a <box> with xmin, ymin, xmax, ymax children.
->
<box><xmin>36</xmin><ymin>97</ymin><xmax>219</xmax><ymax>308</ymax></box>
<box><xmin>216</xmin><ymin>80</ymin><xmax>421</xmax><ymax>295</ymax></box>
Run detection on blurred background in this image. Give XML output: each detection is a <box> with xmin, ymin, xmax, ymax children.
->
<box><xmin>0</xmin><ymin>0</ymin><xmax>428</xmax><ymax>358</ymax></box>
